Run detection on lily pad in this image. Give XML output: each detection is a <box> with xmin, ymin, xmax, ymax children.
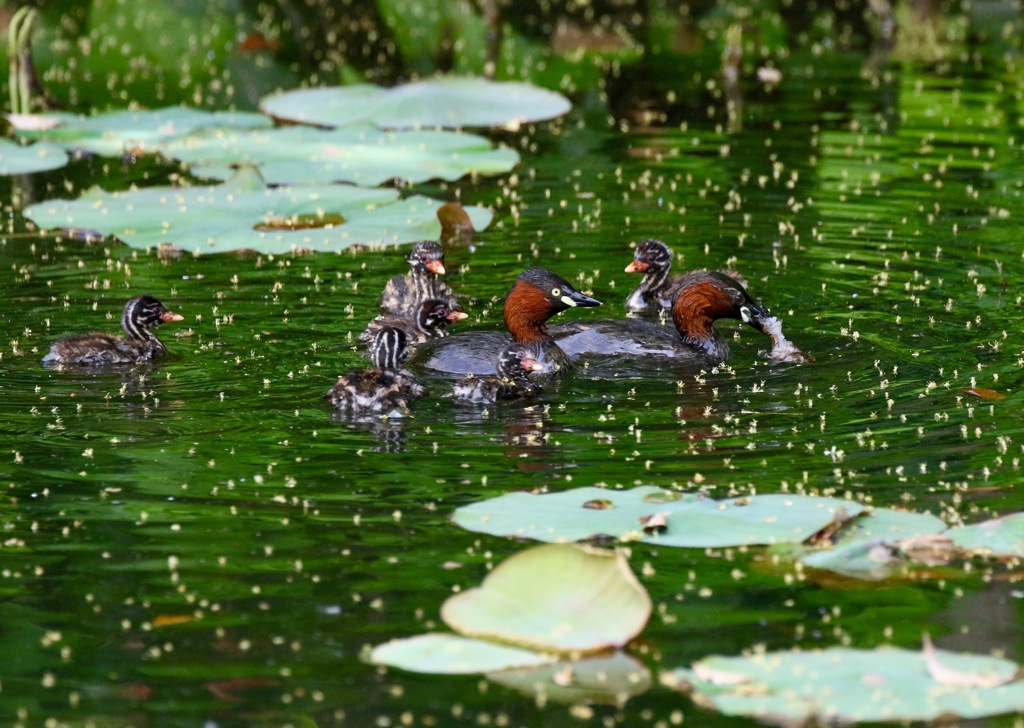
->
<box><xmin>947</xmin><ymin>513</ymin><xmax>1024</xmax><ymax>557</ymax></box>
<box><xmin>452</xmin><ymin>486</ymin><xmax>866</xmax><ymax>548</ymax></box>
<box><xmin>665</xmin><ymin>644</ymin><xmax>1024</xmax><ymax>723</ymax></box>
<box><xmin>441</xmin><ymin>543</ymin><xmax>651</xmax><ymax>653</ymax></box>
<box><xmin>0</xmin><ymin>139</ymin><xmax>69</xmax><ymax>175</ymax></box>
<box><xmin>22</xmin><ymin>167</ymin><xmax>493</xmax><ymax>254</ymax></box>
<box><xmin>15</xmin><ymin>107</ymin><xmax>272</xmax><ymax>157</ymax></box>
<box><xmin>486</xmin><ymin>652</ymin><xmax>652</xmax><ymax>705</ymax></box>
<box><xmin>260</xmin><ymin>77</ymin><xmax>571</xmax><ymax>129</ymax></box>
<box><xmin>799</xmin><ymin>508</ymin><xmax>951</xmax><ymax>580</ymax></box>
<box><xmin>368</xmin><ymin>633</ymin><xmax>555</xmax><ymax>674</ymax></box>
<box><xmin>165</xmin><ymin>123</ymin><xmax>519</xmax><ymax>186</ymax></box>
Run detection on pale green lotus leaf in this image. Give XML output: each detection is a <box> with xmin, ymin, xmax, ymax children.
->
<box><xmin>0</xmin><ymin>139</ymin><xmax>69</xmax><ymax>175</ymax></box>
<box><xmin>22</xmin><ymin>167</ymin><xmax>493</xmax><ymax>254</ymax></box>
<box><xmin>832</xmin><ymin>507</ymin><xmax>949</xmax><ymax>543</ymax></box>
<box><xmin>947</xmin><ymin>513</ymin><xmax>1024</xmax><ymax>557</ymax></box>
<box><xmin>486</xmin><ymin>652</ymin><xmax>652</xmax><ymax>705</ymax></box>
<box><xmin>441</xmin><ymin>544</ymin><xmax>651</xmax><ymax>653</ymax></box>
<box><xmin>452</xmin><ymin>486</ymin><xmax>866</xmax><ymax>548</ymax></box>
<box><xmin>15</xmin><ymin>108</ymin><xmax>271</xmax><ymax>157</ymax></box>
<box><xmin>260</xmin><ymin>77</ymin><xmax>571</xmax><ymax>129</ymax></box>
<box><xmin>655</xmin><ymin>494</ymin><xmax>865</xmax><ymax>548</ymax></box>
<box><xmin>369</xmin><ymin>633</ymin><xmax>555</xmax><ymax>674</ymax></box>
<box><xmin>798</xmin><ymin>508</ymin><xmax>951</xmax><ymax>579</ymax></box>
<box><xmin>666</xmin><ymin>645</ymin><xmax>1024</xmax><ymax>723</ymax></box>
<box><xmin>164</xmin><ymin>123</ymin><xmax>519</xmax><ymax>186</ymax></box>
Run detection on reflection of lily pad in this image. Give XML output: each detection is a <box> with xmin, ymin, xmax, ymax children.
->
<box><xmin>947</xmin><ymin>513</ymin><xmax>1024</xmax><ymax>556</ymax></box>
<box><xmin>369</xmin><ymin>633</ymin><xmax>554</xmax><ymax>674</ymax></box>
<box><xmin>666</xmin><ymin>645</ymin><xmax>1024</xmax><ymax>723</ymax></box>
<box><xmin>452</xmin><ymin>486</ymin><xmax>866</xmax><ymax>548</ymax></box>
<box><xmin>0</xmin><ymin>139</ymin><xmax>69</xmax><ymax>175</ymax></box>
<box><xmin>165</xmin><ymin>123</ymin><xmax>519</xmax><ymax>186</ymax></box>
<box><xmin>260</xmin><ymin>77</ymin><xmax>571</xmax><ymax>129</ymax></box>
<box><xmin>15</xmin><ymin>108</ymin><xmax>272</xmax><ymax>157</ymax></box>
<box><xmin>22</xmin><ymin>167</ymin><xmax>493</xmax><ymax>254</ymax></box>
<box><xmin>441</xmin><ymin>544</ymin><xmax>651</xmax><ymax>653</ymax></box>
<box><xmin>487</xmin><ymin>652</ymin><xmax>652</xmax><ymax>705</ymax></box>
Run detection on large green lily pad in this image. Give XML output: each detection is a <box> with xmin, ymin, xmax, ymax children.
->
<box><xmin>368</xmin><ymin>633</ymin><xmax>555</xmax><ymax>674</ymax></box>
<box><xmin>260</xmin><ymin>77</ymin><xmax>571</xmax><ymax>129</ymax></box>
<box><xmin>441</xmin><ymin>543</ymin><xmax>651</xmax><ymax>653</ymax></box>
<box><xmin>799</xmin><ymin>508</ymin><xmax>951</xmax><ymax>580</ymax></box>
<box><xmin>15</xmin><ymin>108</ymin><xmax>272</xmax><ymax>157</ymax></box>
<box><xmin>946</xmin><ymin>513</ymin><xmax>1024</xmax><ymax>556</ymax></box>
<box><xmin>22</xmin><ymin>167</ymin><xmax>493</xmax><ymax>254</ymax></box>
<box><xmin>452</xmin><ymin>486</ymin><xmax>866</xmax><ymax>548</ymax></box>
<box><xmin>666</xmin><ymin>645</ymin><xmax>1024</xmax><ymax>723</ymax></box>
<box><xmin>0</xmin><ymin>139</ymin><xmax>69</xmax><ymax>175</ymax></box>
<box><xmin>164</xmin><ymin>123</ymin><xmax>519</xmax><ymax>186</ymax></box>
<box><xmin>370</xmin><ymin>544</ymin><xmax>652</xmax><ymax>682</ymax></box>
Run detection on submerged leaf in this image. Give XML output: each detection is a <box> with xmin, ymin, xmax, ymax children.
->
<box><xmin>487</xmin><ymin>652</ymin><xmax>652</xmax><ymax>705</ymax></box>
<box><xmin>368</xmin><ymin>633</ymin><xmax>556</xmax><ymax>674</ymax></box>
<box><xmin>441</xmin><ymin>543</ymin><xmax>651</xmax><ymax>654</ymax></box>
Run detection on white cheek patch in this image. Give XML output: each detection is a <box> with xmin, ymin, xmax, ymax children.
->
<box><xmin>561</xmin><ymin>296</ymin><xmax>578</xmax><ymax>307</ymax></box>
<box><xmin>740</xmin><ymin>306</ymin><xmax>752</xmax><ymax>323</ymax></box>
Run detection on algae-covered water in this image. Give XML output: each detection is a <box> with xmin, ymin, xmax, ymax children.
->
<box><xmin>2</xmin><ymin>7</ymin><xmax>1024</xmax><ymax>726</ymax></box>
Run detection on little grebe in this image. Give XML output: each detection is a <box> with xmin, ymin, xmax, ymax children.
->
<box><xmin>416</xmin><ymin>267</ymin><xmax>601</xmax><ymax>375</ymax></box>
<box><xmin>327</xmin><ymin>327</ymin><xmax>426</xmax><ymax>413</ymax></box>
<box><xmin>624</xmin><ymin>239</ymin><xmax>682</xmax><ymax>313</ymax></box>
<box><xmin>550</xmin><ymin>270</ymin><xmax>772</xmax><ymax>368</ymax></box>
<box><xmin>360</xmin><ymin>298</ymin><xmax>468</xmax><ymax>346</ymax></box>
<box><xmin>379</xmin><ymin>240</ymin><xmax>458</xmax><ymax>316</ymax></box>
<box><xmin>624</xmin><ymin>239</ymin><xmax>749</xmax><ymax>314</ymax></box>
<box><xmin>43</xmin><ymin>295</ymin><xmax>184</xmax><ymax>366</ymax></box>
<box><xmin>453</xmin><ymin>342</ymin><xmax>545</xmax><ymax>403</ymax></box>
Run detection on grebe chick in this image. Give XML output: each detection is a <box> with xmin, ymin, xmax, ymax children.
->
<box><xmin>453</xmin><ymin>342</ymin><xmax>545</xmax><ymax>403</ymax></box>
<box><xmin>43</xmin><ymin>295</ymin><xmax>184</xmax><ymax>366</ymax></box>
<box><xmin>379</xmin><ymin>240</ymin><xmax>458</xmax><ymax>316</ymax></box>
<box><xmin>327</xmin><ymin>327</ymin><xmax>426</xmax><ymax>413</ymax></box>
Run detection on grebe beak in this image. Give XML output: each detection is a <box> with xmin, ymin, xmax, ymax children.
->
<box><xmin>624</xmin><ymin>260</ymin><xmax>648</xmax><ymax>273</ymax></box>
<box><xmin>563</xmin><ymin>290</ymin><xmax>602</xmax><ymax>308</ymax></box>
<box><xmin>739</xmin><ymin>300</ymin><xmax>772</xmax><ymax>332</ymax></box>
<box><xmin>521</xmin><ymin>357</ymin><xmax>544</xmax><ymax>372</ymax></box>
<box><xmin>446</xmin><ymin>310</ymin><xmax>469</xmax><ymax>322</ymax></box>
<box><xmin>426</xmin><ymin>261</ymin><xmax>446</xmax><ymax>275</ymax></box>
<box><xmin>160</xmin><ymin>310</ymin><xmax>185</xmax><ymax>323</ymax></box>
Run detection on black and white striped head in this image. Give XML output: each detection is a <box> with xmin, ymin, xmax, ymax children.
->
<box><xmin>496</xmin><ymin>342</ymin><xmax>544</xmax><ymax>382</ymax></box>
<box><xmin>626</xmin><ymin>239</ymin><xmax>673</xmax><ymax>275</ymax></box>
<box><xmin>407</xmin><ymin>240</ymin><xmax>446</xmax><ymax>275</ymax></box>
<box><xmin>370</xmin><ymin>327</ymin><xmax>408</xmax><ymax>370</ymax></box>
<box><xmin>414</xmin><ymin>299</ymin><xmax>468</xmax><ymax>335</ymax></box>
<box><xmin>121</xmin><ymin>295</ymin><xmax>183</xmax><ymax>340</ymax></box>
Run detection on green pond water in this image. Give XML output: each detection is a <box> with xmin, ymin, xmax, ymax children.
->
<box><xmin>2</xmin><ymin>46</ymin><xmax>1024</xmax><ymax>727</ymax></box>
